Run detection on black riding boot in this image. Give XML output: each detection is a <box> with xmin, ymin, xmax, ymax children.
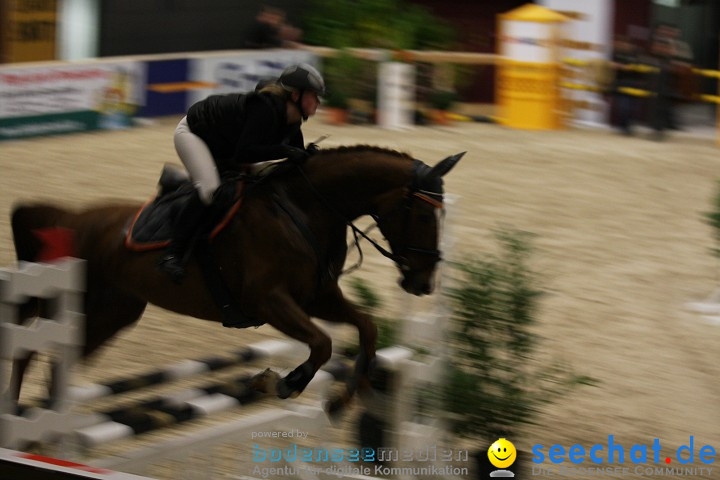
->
<box><xmin>157</xmin><ymin>190</ymin><xmax>207</xmax><ymax>283</ymax></box>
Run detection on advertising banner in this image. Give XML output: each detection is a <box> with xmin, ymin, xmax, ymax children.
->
<box><xmin>0</xmin><ymin>61</ymin><xmax>146</xmax><ymax>140</ymax></box>
<box><xmin>186</xmin><ymin>50</ymin><xmax>316</xmax><ymax>107</ymax></box>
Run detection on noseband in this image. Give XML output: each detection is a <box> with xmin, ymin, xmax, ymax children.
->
<box><xmin>373</xmin><ymin>160</ymin><xmax>445</xmax><ymax>270</ymax></box>
<box><xmin>394</xmin><ymin>190</ymin><xmax>444</xmax><ymax>269</ymax></box>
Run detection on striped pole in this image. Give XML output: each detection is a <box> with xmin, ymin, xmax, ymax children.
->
<box><xmin>67</xmin><ymin>339</ymin><xmax>303</xmax><ymax>402</ymax></box>
<box><xmin>75</xmin><ymin>373</ymin><xmax>261</xmax><ymax>448</ymax></box>
<box><xmin>74</xmin><ymin>360</ymin><xmax>351</xmax><ymax>448</ymax></box>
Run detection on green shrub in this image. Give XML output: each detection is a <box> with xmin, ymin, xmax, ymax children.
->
<box><xmin>443</xmin><ymin>229</ymin><xmax>595</xmax><ymax>441</ymax></box>
<box><xmin>428</xmin><ymin>89</ymin><xmax>457</xmax><ymax>111</ymax></box>
<box><xmin>349</xmin><ymin>278</ymin><xmax>397</xmax><ymax>350</ymax></box>
<box><xmin>322</xmin><ymin>49</ymin><xmax>372</xmax><ymax>105</ymax></box>
<box><xmin>303</xmin><ymin>0</ymin><xmax>455</xmax><ymax>50</ymax></box>
<box><xmin>704</xmin><ymin>180</ymin><xmax>720</xmax><ymax>258</ymax></box>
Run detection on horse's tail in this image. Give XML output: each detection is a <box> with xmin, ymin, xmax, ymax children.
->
<box><xmin>11</xmin><ymin>203</ymin><xmax>70</xmax><ymax>263</ymax></box>
<box><xmin>8</xmin><ymin>203</ymin><xmax>74</xmax><ymax>402</ymax></box>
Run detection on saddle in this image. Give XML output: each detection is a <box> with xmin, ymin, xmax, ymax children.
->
<box><xmin>124</xmin><ymin>164</ymin><xmax>243</xmax><ymax>251</ymax></box>
<box><xmin>125</xmin><ymin>165</ymin><xmax>261</xmax><ymax>330</ymax></box>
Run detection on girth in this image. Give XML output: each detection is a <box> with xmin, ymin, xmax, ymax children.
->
<box><xmin>271</xmin><ymin>185</ymin><xmax>338</xmax><ymax>293</ymax></box>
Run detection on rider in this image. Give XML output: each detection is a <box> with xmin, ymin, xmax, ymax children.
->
<box><xmin>157</xmin><ymin>63</ymin><xmax>325</xmax><ymax>283</ymax></box>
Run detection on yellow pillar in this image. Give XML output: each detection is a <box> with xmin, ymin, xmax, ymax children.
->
<box><xmin>496</xmin><ymin>4</ymin><xmax>569</xmax><ymax>130</ymax></box>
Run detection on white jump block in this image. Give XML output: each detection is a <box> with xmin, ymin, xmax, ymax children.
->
<box><xmin>0</xmin><ymin>318</ymin><xmax>83</xmax><ymax>360</ymax></box>
<box><xmin>0</xmin><ymin>259</ymin><xmax>84</xmax><ymax>304</ymax></box>
<box><xmin>0</xmin><ymin>409</ymin><xmax>90</xmax><ymax>450</ymax></box>
<box><xmin>75</xmin><ymin>422</ymin><xmax>135</xmax><ymax>449</ymax></box>
<box><xmin>249</xmin><ymin>339</ymin><xmax>306</xmax><ymax>359</ymax></box>
<box><xmin>685</xmin><ymin>302</ymin><xmax>720</xmax><ymax>315</ymax></box>
<box><xmin>375</xmin><ymin>346</ymin><xmax>413</xmax><ymax>370</ymax></box>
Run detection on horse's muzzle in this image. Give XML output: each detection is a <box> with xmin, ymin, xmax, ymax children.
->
<box><xmin>400</xmin><ymin>276</ymin><xmax>433</xmax><ymax>296</ymax></box>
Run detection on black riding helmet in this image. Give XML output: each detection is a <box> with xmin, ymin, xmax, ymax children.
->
<box><xmin>278</xmin><ymin>63</ymin><xmax>326</xmax><ymax>120</ymax></box>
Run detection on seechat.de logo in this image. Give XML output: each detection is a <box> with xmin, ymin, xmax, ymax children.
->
<box><xmin>530</xmin><ymin>435</ymin><xmax>716</xmax><ymax>477</ymax></box>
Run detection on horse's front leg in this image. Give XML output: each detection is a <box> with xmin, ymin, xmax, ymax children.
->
<box><xmin>309</xmin><ymin>284</ymin><xmax>378</xmax><ymax>396</ymax></box>
<box><xmin>258</xmin><ymin>291</ymin><xmax>332</xmax><ymax>399</ymax></box>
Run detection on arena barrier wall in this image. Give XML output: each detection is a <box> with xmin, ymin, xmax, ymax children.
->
<box><xmin>0</xmin><ymin>447</ymin><xmax>153</xmax><ymax>480</ymax></box>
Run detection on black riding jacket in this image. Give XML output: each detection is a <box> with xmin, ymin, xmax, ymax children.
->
<box><xmin>186</xmin><ymin>91</ymin><xmax>304</xmax><ymax>173</ymax></box>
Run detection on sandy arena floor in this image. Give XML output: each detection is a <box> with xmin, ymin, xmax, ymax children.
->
<box><xmin>2</xmin><ymin>114</ymin><xmax>720</xmax><ymax>478</ymax></box>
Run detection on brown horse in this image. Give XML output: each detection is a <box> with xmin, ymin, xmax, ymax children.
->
<box><xmin>10</xmin><ymin>146</ymin><xmax>462</xmax><ymax>403</ymax></box>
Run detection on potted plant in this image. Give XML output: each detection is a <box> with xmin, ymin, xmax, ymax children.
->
<box><xmin>323</xmin><ymin>89</ymin><xmax>350</xmax><ymax>125</ymax></box>
<box><xmin>427</xmin><ymin>89</ymin><xmax>457</xmax><ymax>125</ymax></box>
<box><xmin>320</xmin><ymin>49</ymin><xmax>366</xmax><ymax>125</ymax></box>
<box><xmin>304</xmin><ymin>0</ymin><xmax>457</xmax><ymax>126</ymax></box>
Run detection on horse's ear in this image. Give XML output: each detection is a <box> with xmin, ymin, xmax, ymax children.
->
<box><xmin>429</xmin><ymin>151</ymin><xmax>465</xmax><ymax>178</ymax></box>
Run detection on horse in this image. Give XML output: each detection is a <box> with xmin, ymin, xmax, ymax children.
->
<box><xmin>9</xmin><ymin>146</ymin><xmax>463</xmax><ymax>405</ymax></box>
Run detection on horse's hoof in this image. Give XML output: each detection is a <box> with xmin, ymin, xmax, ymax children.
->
<box><xmin>358</xmin><ymin>383</ymin><xmax>377</xmax><ymax>403</ymax></box>
<box><xmin>324</xmin><ymin>399</ymin><xmax>344</xmax><ymax>421</ymax></box>
<box><xmin>324</xmin><ymin>385</ymin><xmax>353</xmax><ymax>420</ymax></box>
<box><xmin>275</xmin><ymin>378</ymin><xmax>299</xmax><ymax>399</ymax></box>
<box><xmin>367</xmin><ymin>357</ymin><xmax>378</xmax><ymax>375</ymax></box>
<box><xmin>250</xmin><ymin>369</ymin><xmax>280</xmax><ymax>395</ymax></box>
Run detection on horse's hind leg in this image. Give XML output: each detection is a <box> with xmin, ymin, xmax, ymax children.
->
<box><xmin>6</xmin><ymin>351</ymin><xmax>36</xmax><ymax>406</ymax></box>
<box><xmin>258</xmin><ymin>291</ymin><xmax>332</xmax><ymax>399</ymax></box>
<box><xmin>4</xmin><ymin>297</ymin><xmax>52</xmax><ymax>403</ymax></box>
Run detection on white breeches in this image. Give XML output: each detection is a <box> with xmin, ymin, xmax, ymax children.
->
<box><xmin>173</xmin><ymin>116</ymin><xmax>220</xmax><ymax>205</ymax></box>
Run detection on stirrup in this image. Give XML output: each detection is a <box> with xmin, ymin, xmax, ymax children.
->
<box><xmin>157</xmin><ymin>254</ymin><xmax>186</xmax><ymax>284</ymax></box>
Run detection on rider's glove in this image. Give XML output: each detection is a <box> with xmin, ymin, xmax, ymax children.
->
<box><xmin>306</xmin><ymin>143</ymin><xmax>320</xmax><ymax>155</ymax></box>
<box><xmin>286</xmin><ymin>146</ymin><xmax>310</xmax><ymax>164</ymax></box>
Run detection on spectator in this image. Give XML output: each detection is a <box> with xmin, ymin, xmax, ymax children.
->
<box><xmin>244</xmin><ymin>6</ymin><xmax>302</xmax><ymax>49</ymax></box>
<box><xmin>610</xmin><ymin>35</ymin><xmax>642</xmax><ymax>135</ymax></box>
<box><xmin>667</xmin><ymin>30</ymin><xmax>694</xmax><ymax>130</ymax></box>
<box><xmin>647</xmin><ymin>33</ymin><xmax>675</xmax><ymax>141</ymax></box>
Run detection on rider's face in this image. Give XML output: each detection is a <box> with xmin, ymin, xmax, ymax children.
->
<box><xmin>301</xmin><ymin>90</ymin><xmax>320</xmax><ymax>117</ymax></box>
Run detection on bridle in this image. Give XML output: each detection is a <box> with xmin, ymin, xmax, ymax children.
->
<box><xmin>290</xmin><ymin>158</ymin><xmax>444</xmax><ymax>276</ymax></box>
<box><xmin>372</xmin><ymin>188</ymin><xmax>444</xmax><ymax>270</ymax></box>
<box><xmin>337</xmin><ymin>160</ymin><xmax>446</xmax><ymax>275</ymax></box>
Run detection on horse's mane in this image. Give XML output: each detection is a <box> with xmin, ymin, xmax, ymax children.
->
<box><xmin>315</xmin><ymin>145</ymin><xmax>414</xmax><ymax>162</ymax></box>
<box><xmin>249</xmin><ymin>144</ymin><xmax>415</xmax><ymax>187</ymax></box>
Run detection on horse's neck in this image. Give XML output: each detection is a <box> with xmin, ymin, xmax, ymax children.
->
<box><xmin>300</xmin><ymin>153</ymin><xmax>411</xmax><ymax>219</ymax></box>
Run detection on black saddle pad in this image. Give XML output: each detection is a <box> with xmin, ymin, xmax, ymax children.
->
<box><xmin>125</xmin><ymin>182</ymin><xmax>242</xmax><ymax>251</ymax></box>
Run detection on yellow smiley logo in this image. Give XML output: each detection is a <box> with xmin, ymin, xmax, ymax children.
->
<box><xmin>488</xmin><ymin>438</ymin><xmax>517</xmax><ymax>469</ymax></box>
